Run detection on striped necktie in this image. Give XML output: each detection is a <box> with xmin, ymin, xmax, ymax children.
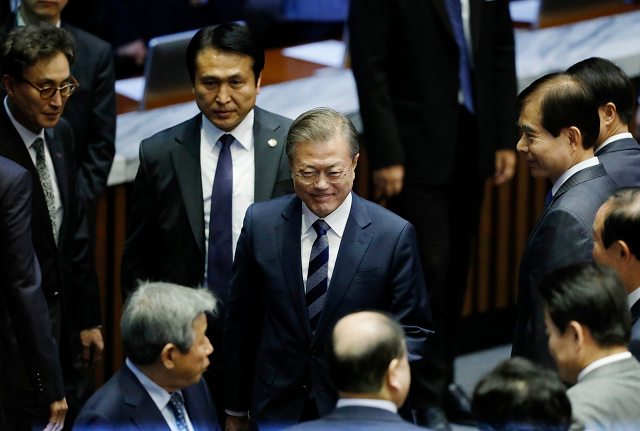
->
<box><xmin>168</xmin><ymin>392</ymin><xmax>189</xmax><ymax>431</ymax></box>
<box><xmin>307</xmin><ymin>220</ymin><xmax>329</xmax><ymax>333</ymax></box>
<box><xmin>33</xmin><ymin>137</ymin><xmax>58</xmax><ymax>245</ymax></box>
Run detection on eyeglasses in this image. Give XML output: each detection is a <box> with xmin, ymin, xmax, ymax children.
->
<box><xmin>21</xmin><ymin>76</ymin><xmax>79</xmax><ymax>99</ymax></box>
<box><xmin>294</xmin><ymin>159</ymin><xmax>355</xmax><ymax>185</ymax></box>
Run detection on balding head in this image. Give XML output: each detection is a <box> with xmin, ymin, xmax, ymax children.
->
<box><xmin>328</xmin><ymin>312</ymin><xmax>410</xmax><ymax>406</ymax></box>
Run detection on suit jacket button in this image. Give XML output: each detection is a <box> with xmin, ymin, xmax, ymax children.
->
<box><xmin>39</xmin><ymin>388</ymin><xmax>44</xmax><ymax>392</ymax></box>
<box><xmin>309</xmin><ymin>350</ymin><xmax>317</xmax><ymax>359</ymax></box>
<box><xmin>301</xmin><ymin>385</ymin><xmax>308</xmax><ymax>390</ymax></box>
<box><xmin>53</xmin><ymin>291</ymin><xmax>59</xmax><ymax>296</ymax></box>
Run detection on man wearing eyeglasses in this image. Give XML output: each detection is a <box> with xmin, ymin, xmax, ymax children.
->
<box><xmin>224</xmin><ymin>107</ymin><xmax>433</xmax><ymax>431</ymax></box>
<box><xmin>0</xmin><ymin>24</ymin><xmax>103</xmax><ymax>431</ymax></box>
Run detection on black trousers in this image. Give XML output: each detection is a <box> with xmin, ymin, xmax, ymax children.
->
<box><xmin>389</xmin><ymin>109</ymin><xmax>485</xmax><ymax>408</ymax></box>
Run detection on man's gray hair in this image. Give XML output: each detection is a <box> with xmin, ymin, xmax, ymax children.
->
<box><xmin>121</xmin><ymin>281</ymin><xmax>217</xmax><ymax>366</ymax></box>
<box><xmin>285</xmin><ymin>107</ymin><xmax>359</xmax><ymax>160</ymax></box>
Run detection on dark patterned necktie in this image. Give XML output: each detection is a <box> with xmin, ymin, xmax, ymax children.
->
<box><xmin>445</xmin><ymin>0</ymin><xmax>475</xmax><ymax>114</ymax></box>
<box><xmin>307</xmin><ymin>220</ymin><xmax>330</xmax><ymax>333</ymax></box>
<box><xmin>168</xmin><ymin>392</ymin><xmax>189</xmax><ymax>431</ymax></box>
<box><xmin>208</xmin><ymin>134</ymin><xmax>234</xmax><ymax>307</ymax></box>
<box><xmin>544</xmin><ymin>190</ymin><xmax>553</xmax><ymax>207</ymax></box>
<box><xmin>33</xmin><ymin>137</ymin><xmax>58</xmax><ymax>245</ymax></box>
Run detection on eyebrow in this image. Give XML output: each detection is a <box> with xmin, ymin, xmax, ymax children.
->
<box><xmin>517</xmin><ymin>123</ymin><xmax>536</xmax><ymax>134</ymax></box>
<box><xmin>297</xmin><ymin>161</ymin><xmax>344</xmax><ymax>170</ymax></box>
<box><xmin>36</xmin><ymin>76</ymin><xmax>72</xmax><ymax>86</ymax></box>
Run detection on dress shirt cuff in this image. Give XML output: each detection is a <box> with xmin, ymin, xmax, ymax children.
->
<box><xmin>225</xmin><ymin>409</ymin><xmax>249</xmax><ymax>417</ymax></box>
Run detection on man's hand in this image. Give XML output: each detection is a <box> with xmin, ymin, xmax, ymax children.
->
<box><xmin>80</xmin><ymin>328</ymin><xmax>104</xmax><ymax>370</ymax></box>
<box><xmin>373</xmin><ymin>165</ymin><xmax>405</xmax><ymax>200</ymax></box>
<box><xmin>225</xmin><ymin>414</ymin><xmax>250</xmax><ymax>431</ymax></box>
<box><xmin>493</xmin><ymin>149</ymin><xmax>517</xmax><ymax>185</ymax></box>
<box><xmin>44</xmin><ymin>398</ymin><xmax>67</xmax><ymax>431</ymax></box>
<box><xmin>117</xmin><ymin>39</ymin><xmax>147</xmax><ymax>66</ymax></box>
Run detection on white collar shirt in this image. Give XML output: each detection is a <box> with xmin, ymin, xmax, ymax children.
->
<box><xmin>301</xmin><ymin>192</ymin><xmax>352</xmax><ymax>290</ymax></box>
<box><xmin>201</xmin><ymin>109</ymin><xmax>255</xmax><ymax>283</ymax></box>
<box><xmin>336</xmin><ymin>398</ymin><xmax>398</xmax><ymax>414</ymax></box>
<box><xmin>551</xmin><ymin>157</ymin><xmax>599</xmax><ymax>197</ymax></box>
<box><xmin>595</xmin><ymin>132</ymin><xmax>634</xmax><ymax>155</ymax></box>
<box><xmin>125</xmin><ymin>358</ymin><xmax>195</xmax><ymax>431</ymax></box>
<box><xmin>629</xmin><ymin>287</ymin><xmax>640</xmax><ymax>309</ymax></box>
<box><xmin>577</xmin><ymin>352</ymin><xmax>632</xmax><ymax>382</ymax></box>
<box><xmin>4</xmin><ymin>96</ymin><xmax>63</xmax><ymax>238</ymax></box>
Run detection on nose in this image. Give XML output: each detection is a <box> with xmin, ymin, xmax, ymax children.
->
<box><xmin>49</xmin><ymin>89</ymin><xmax>63</xmax><ymax>108</ymax></box>
<box><xmin>314</xmin><ymin>173</ymin><xmax>330</xmax><ymax>189</ymax></box>
<box><xmin>216</xmin><ymin>83</ymin><xmax>231</xmax><ymax>104</ymax></box>
<box><xmin>516</xmin><ymin>136</ymin><xmax>528</xmax><ymax>154</ymax></box>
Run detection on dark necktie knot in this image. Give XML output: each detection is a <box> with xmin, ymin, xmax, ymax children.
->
<box><xmin>219</xmin><ymin>134</ymin><xmax>234</xmax><ymax>148</ymax></box>
<box><xmin>544</xmin><ymin>190</ymin><xmax>553</xmax><ymax>206</ymax></box>
<box><xmin>32</xmin><ymin>137</ymin><xmax>45</xmax><ymax>153</ymax></box>
<box><xmin>313</xmin><ymin>219</ymin><xmax>329</xmax><ymax>237</ymax></box>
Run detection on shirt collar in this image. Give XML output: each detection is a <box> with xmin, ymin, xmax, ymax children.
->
<box><xmin>629</xmin><ymin>287</ymin><xmax>640</xmax><ymax>308</ymax></box>
<box><xmin>577</xmin><ymin>351</ymin><xmax>632</xmax><ymax>382</ymax></box>
<box><xmin>551</xmin><ymin>157</ymin><xmax>599</xmax><ymax>197</ymax></box>
<box><xmin>202</xmin><ymin>109</ymin><xmax>254</xmax><ymax>152</ymax></box>
<box><xmin>16</xmin><ymin>8</ymin><xmax>61</xmax><ymax>27</ymax></box>
<box><xmin>4</xmin><ymin>96</ymin><xmax>46</xmax><ymax>147</ymax></box>
<box><xmin>595</xmin><ymin>132</ymin><xmax>634</xmax><ymax>155</ymax></box>
<box><xmin>301</xmin><ymin>192</ymin><xmax>352</xmax><ymax>238</ymax></box>
<box><xmin>336</xmin><ymin>398</ymin><xmax>398</xmax><ymax>413</ymax></box>
<box><xmin>126</xmin><ymin>358</ymin><xmax>183</xmax><ymax>412</ymax></box>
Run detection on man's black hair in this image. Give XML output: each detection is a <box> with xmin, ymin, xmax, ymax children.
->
<box><xmin>601</xmin><ymin>187</ymin><xmax>640</xmax><ymax>257</ymax></box>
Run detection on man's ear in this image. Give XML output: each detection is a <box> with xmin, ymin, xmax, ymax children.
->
<box><xmin>255</xmin><ymin>71</ymin><xmax>262</xmax><ymax>95</ymax></box>
<box><xmin>160</xmin><ymin>343</ymin><xmax>177</xmax><ymax>370</ymax></box>
<box><xmin>567</xmin><ymin>321</ymin><xmax>585</xmax><ymax>351</ymax></box>
<box><xmin>601</xmin><ymin>102</ymin><xmax>618</xmax><ymax>126</ymax></box>
<box><xmin>618</xmin><ymin>240</ymin><xmax>633</xmax><ymax>266</ymax></box>
<box><xmin>566</xmin><ymin>126</ymin><xmax>582</xmax><ymax>150</ymax></box>
<box><xmin>2</xmin><ymin>74</ymin><xmax>15</xmax><ymax>97</ymax></box>
<box><xmin>385</xmin><ymin>358</ymin><xmax>401</xmax><ymax>392</ymax></box>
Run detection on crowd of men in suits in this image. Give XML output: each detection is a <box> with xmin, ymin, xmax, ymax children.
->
<box><xmin>3</xmin><ymin>2</ymin><xmax>640</xmax><ymax>431</ymax></box>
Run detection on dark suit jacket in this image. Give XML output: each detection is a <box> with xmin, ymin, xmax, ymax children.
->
<box><xmin>1</xmin><ymin>16</ymin><xmax>117</xmax><ymax>207</ymax></box>
<box><xmin>224</xmin><ymin>193</ymin><xmax>433</xmax><ymax>427</ymax></box>
<box><xmin>285</xmin><ymin>405</ymin><xmax>426</xmax><ymax>431</ymax></box>
<box><xmin>349</xmin><ymin>0</ymin><xmax>517</xmax><ymax>186</ymax></box>
<box><xmin>73</xmin><ymin>365</ymin><xmax>221</xmax><ymax>431</ymax></box>
<box><xmin>0</xmin><ymin>157</ymin><xmax>64</xmax><ymax>413</ymax></box>
<box><xmin>0</xmin><ymin>107</ymin><xmax>102</xmax><ymax>370</ymax></box>
<box><xmin>629</xmin><ymin>299</ymin><xmax>640</xmax><ymax>361</ymax></box>
<box><xmin>596</xmin><ymin>136</ymin><xmax>640</xmax><ymax>188</ymax></box>
<box><xmin>121</xmin><ymin>107</ymin><xmax>294</xmax><ymax>301</ymax></box>
<box><xmin>512</xmin><ymin>164</ymin><xmax>619</xmax><ymax>368</ymax></box>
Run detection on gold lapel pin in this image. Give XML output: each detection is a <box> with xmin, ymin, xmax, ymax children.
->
<box><xmin>268</xmin><ymin>139</ymin><xmax>277</xmax><ymax>148</ymax></box>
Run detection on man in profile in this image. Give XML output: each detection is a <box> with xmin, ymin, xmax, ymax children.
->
<box><xmin>540</xmin><ymin>262</ymin><xmax>640</xmax><ymax>430</ymax></box>
<box><xmin>512</xmin><ymin>73</ymin><xmax>618</xmax><ymax>368</ymax></box>
<box><xmin>74</xmin><ymin>282</ymin><xmax>220</xmax><ymax>431</ymax></box>
<box><xmin>472</xmin><ymin>358</ymin><xmax>571</xmax><ymax>431</ymax></box>
<box><xmin>593</xmin><ymin>188</ymin><xmax>640</xmax><ymax>359</ymax></box>
<box><xmin>287</xmin><ymin>311</ymin><xmax>423</xmax><ymax>430</ymax></box>
<box><xmin>567</xmin><ymin>57</ymin><xmax>640</xmax><ymax>187</ymax></box>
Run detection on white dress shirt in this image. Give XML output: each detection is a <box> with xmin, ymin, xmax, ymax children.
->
<box><xmin>126</xmin><ymin>358</ymin><xmax>195</xmax><ymax>431</ymax></box>
<box><xmin>577</xmin><ymin>352</ymin><xmax>632</xmax><ymax>382</ymax></box>
<box><xmin>336</xmin><ymin>398</ymin><xmax>398</xmax><ymax>413</ymax></box>
<box><xmin>301</xmin><ymin>192</ymin><xmax>353</xmax><ymax>290</ymax></box>
<box><xmin>201</xmin><ymin>109</ymin><xmax>255</xmax><ymax>283</ymax></box>
<box><xmin>4</xmin><ymin>96</ymin><xmax>63</xmax><ymax>239</ymax></box>
<box><xmin>595</xmin><ymin>132</ymin><xmax>634</xmax><ymax>155</ymax></box>
<box><xmin>629</xmin><ymin>287</ymin><xmax>640</xmax><ymax>309</ymax></box>
<box><xmin>551</xmin><ymin>157</ymin><xmax>600</xmax><ymax>197</ymax></box>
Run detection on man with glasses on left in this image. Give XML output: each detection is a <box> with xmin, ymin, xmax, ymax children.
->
<box><xmin>0</xmin><ymin>24</ymin><xmax>103</xmax><ymax>431</ymax></box>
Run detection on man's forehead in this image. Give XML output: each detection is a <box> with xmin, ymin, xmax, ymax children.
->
<box><xmin>195</xmin><ymin>48</ymin><xmax>254</xmax><ymax>73</ymax></box>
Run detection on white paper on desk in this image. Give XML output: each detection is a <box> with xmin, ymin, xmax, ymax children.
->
<box><xmin>509</xmin><ymin>0</ymin><xmax>540</xmax><ymax>24</ymax></box>
<box><xmin>282</xmin><ymin>40</ymin><xmax>346</xmax><ymax>69</ymax></box>
<box><xmin>115</xmin><ymin>76</ymin><xmax>146</xmax><ymax>102</ymax></box>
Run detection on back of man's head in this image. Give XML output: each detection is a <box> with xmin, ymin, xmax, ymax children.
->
<box><xmin>472</xmin><ymin>358</ymin><xmax>571</xmax><ymax>431</ymax></box>
<box><xmin>601</xmin><ymin>188</ymin><xmax>640</xmax><ymax>258</ymax></box>
<box><xmin>121</xmin><ymin>281</ymin><xmax>217</xmax><ymax>366</ymax></box>
<box><xmin>517</xmin><ymin>73</ymin><xmax>600</xmax><ymax>149</ymax></box>
<box><xmin>538</xmin><ymin>262</ymin><xmax>631</xmax><ymax>349</ymax></box>
<box><xmin>327</xmin><ymin>312</ymin><xmax>408</xmax><ymax>403</ymax></box>
<box><xmin>186</xmin><ymin>22</ymin><xmax>264</xmax><ymax>84</ymax></box>
<box><xmin>567</xmin><ymin>58</ymin><xmax>634</xmax><ymax>126</ymax></box>
<box><xmin>1</xmin><ymin>23</ymin><xmax>75</xmax><ymax>79</ymax></box>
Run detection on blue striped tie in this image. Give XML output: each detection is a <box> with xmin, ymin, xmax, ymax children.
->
<box><xmin>445</xmin><ymin>0</ymin><xmax>475</xmax><ymax>114</ymax></box>
<box><xmin>544</xmin><ymin>190</ymin><xmax>553</xmax><ymax>207</ymax></box>
<box><xmin>307</xmin><ymin>220</ymin><xmax>329</xmax><ymax>333</ymax></box>
<box><xmin>168</xmin><ymin>392</ymin><xmax>189</xmax><ymax>431</ymax></box>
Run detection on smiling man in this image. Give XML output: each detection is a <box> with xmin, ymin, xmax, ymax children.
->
<box><xmin>0</xmin><ymin>24</ymin><xmax>103</xmax><ymax>431</ymax></box>
<box><xmin>511</xmin><ymin>73</ymin><xmax>618</xmax><ymax>369</ymax></box>
<box><xmin>224</xmin><ymin>107</ymin><xmax>433</xmax><ymax>430</ymax></box>
<box><xmin>74</xmin><ymin>282</ymin><xmax>221</xmax><ymax>431</ymax></box>
<box><xmin>121</xmin><ymin>23</ymin><xmax>294</xmax><ymax>424</ymax></box>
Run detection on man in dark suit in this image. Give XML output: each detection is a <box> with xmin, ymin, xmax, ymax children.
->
<box><xmin>0</xmin><ymin>24</ymin><xmax>103</xmax><ymax>430</ymax></box>
<box><xmin>1</xmin><ymin>0</ymin><xmax>117</xmax><ymax>211</ymax></box>
<box><xmin>74</xmin><ymin>282</ymin><xmax>221</xmax><ymax>431</ymax></box>
<box><xmin>348</xmin><ymin>1</ymin><xmax>518</xmax><ymax>426</ymax></box>
<box><xmin>224</xmin><ymin>108</ymin><xmax>433</xmax><ymax>431</ymax></box>
<box><xmin>121</xmin><ymin>23</ymin><xmax>294</xmax><ymax>424</ymax></box>
<box><xmin>539</xmin><ymin>263</ymin><xmax>640</xmax><ymax>430</ymax></box>
<box><xmin>592</xmin><ymin>188</ymin><xmax>640</xmax><ymax>360</ymax></box>
<box><xmin>0</xmin><ymin>156</ymin><xmax>66</xmax><ymax>431</ymax></box>
<box><xmin>567</xmin><ymin>57</ymin><xmax>640</xmax><ymax>188</ymax></box>
<box><xmin>285</xmin><ymin>311</ymin><xmax>425</xmax><ymax>431</ymax></box>
<box><xmin>512</xmin><ymin>73</ymin><xmax>619</xmax><ymax>369</ymax></box>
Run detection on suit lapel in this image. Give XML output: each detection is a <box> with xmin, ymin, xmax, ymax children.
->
<box><xmin>313</xmin><ymin>194</ymin><xmax>373</xmax><ymax>340</ymax></box>
<box><xmin>45</xmin><ymin>127</ymin><xmax>69</xmax><ymax>225</ymax></box>
<box><xmin>430</xmin><ymin>0</ymin><xmax>455</xmax><ymax>40</ymax></box>
<box><xmin>0</xmin><ymin>107</ymin><xmax>57</xmax><ymax>245</ymax></box>
<box><xmin>631</xmin><ymin>299</ymin><xmax>640</xmax><ymax>324</ymax></box>
<box><xmin>469</xmin><ymin>0</ymin><xmax>482</xmax><ymax>55</ymax></box>
<box><xmin>119</xmin><ymin>367</ymin><xmax>172</xmax><ymax>431</ymax></box>
<box><xmin>525</xmin><ymin>164</ymin><xmax>606</xmax><ymax>248</ymax></box>
<box><xmin>276</xmin><ymin>196</ymin><xmax>313</xmax><ymax>341</ymax></box>
<box><xmin>253</xmin><ymin>107</ymin><xmax>286</xmax><ymax>202</ymax></box>
<box><xmin>182</xmin><ymin>384</ymin><xmax>208</xmax><ymax>431</ymax></box>
<box><xmin>172</xmin><ymin>115</ymin><xmax>206</xmax><ymax>257</ymax></box>
<box><xmin>598</xmin><ymin>137</ymin><xmax>640</xmax><ymax>154</ymax></box>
